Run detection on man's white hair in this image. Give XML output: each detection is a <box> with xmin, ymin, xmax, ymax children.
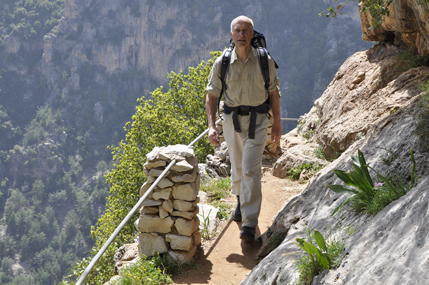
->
<box><xmin>230</xmin><ymin>16</ymin><xmax>254</xmax><ymax>32</ymax></box>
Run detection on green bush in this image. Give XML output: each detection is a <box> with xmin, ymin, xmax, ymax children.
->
<box><xmin>201</xmin><ymin>177</ymin><xmax>231</xmax><ymax>200</ymax></box>
<box><xmin>294</xmin><ymin>228</ymin><xmax>351</xmax><ymax>285</ymax></box>
<box><xmin>111</xmin><ymin>255</ymin><xmax>172</xmax><ymax>285</ymax></box>
<box><xmin>327</xmin><ymin>149</ymin><xmax>416</xmax><ymax>216</ymax></box>
<box><xmin>415</xmin><ymin>80</ymin><xmax>429</xmax><ymax>149</ymax></box>
<box><xmin>287</xmin><ymin>162</ymin><xmax>324</xmax><ymax>181</ymax></box>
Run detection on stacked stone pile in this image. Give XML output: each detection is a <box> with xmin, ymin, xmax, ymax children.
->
<box><xmin>134</xmin><ymin>145</ymin><xmax>201</xmax><ymax>262</ymax></box>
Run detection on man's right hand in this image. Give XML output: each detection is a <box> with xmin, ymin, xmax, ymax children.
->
<box><xmin>208</xmin><ymin>127</ymin><xmax>220</xmax><ymax>146</ymax></box>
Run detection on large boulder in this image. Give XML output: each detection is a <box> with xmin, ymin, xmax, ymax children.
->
<box><xmin>359</xmin><ymin>0</ymin><xmax>429</xmax><ymax>56</ymax></box>
<box><xmin>297</xmin><ymin>43</ymin><xmax>429</xmax><ymax>159</ymax></box>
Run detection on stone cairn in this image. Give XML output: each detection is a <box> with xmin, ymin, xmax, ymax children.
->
<box><xmin>204</xmin><ymin>102</ymin><xmax>282</xmax><ymax>177</ymax></box>
<box><xmin>134</xmin><ymin>145</ymin><xmax>201</xmax><ymax>263</ymax></box>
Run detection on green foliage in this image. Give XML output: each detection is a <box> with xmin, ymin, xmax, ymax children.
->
<box><xmin>415</xmin><ymin>79</ymin><xmax>429</xmax><ymax>149</ymax></box>
<box><xmin>70</xmin><ymin>51</ymin><xmax>222</xmax><ymax>284</ymax></box>
<box><xmin>210</xmin><ymin>199</ymin><xmax>232</xmax><ymax>221</ymax></box>
<box><xmin>0</xmin><ymin>0</ymin><xmax>65</xmax><ymax>42</ymax></box>
<box><xmin>365</xmin><ymin>175</ymin><xmax>409</xmax><ymax>215</ymax></box>
<box><xmin>200</xmin><ymin>177</ymin><xmax>233</xmax><ymax>221</ymax></box>
<box><xmin>201</xmin><ymin>177</ymin><xmax>231</xmax><ymax>199</ymax></box>
<box><xmin>198</xmin><ymin>207</ymin><xmax>214</xmax><ymax>240</ymax></box>
<box><xmin>313</xmin><ymin>144</ymin><xmax>326</xmax><ymax>160</ymax></box>
<box><xmin>111</xmin><ymin>255</ymin><xmax>172</xmax><ymax>285</ymax></box>
<box><xmin>294</xmin><ymin>228</ymin><xmax>350</xmax><ymax>285</ymax></box>
<box><xmin>287</xmin><ymin>162</ymin><xmax>324</xmax><ymax>181</ymax></box>
<box><xmin>0</xmin><ymin>105</ymin><xmax>21</xmax><ymax>151</ymax></box>
<box><xmin>23</xmin><ymin>106</ymin><xmax>64</xmax><ymax>146</ymax></box>
<box><xmin>378</xmin><ymin>147</ymin><xmax>398</xmax><ymax>165</ymax></box>
<box><xmin>396</xmin><ymin>48</ymin><xmax>425</xmax><ymax>72</ymax></box>
<box><xmin>327</xmin><ymin>149</ymin><xmax>417</xmax><ymax>216</ymax></box>
<box><xmin>63</xmin><ymin>245</ymin><xmax>118</xmax><ymax>285</ymax></box>
<box><xmin>267</xmin><ymin>231</ymin><xmax>286</xmax><ymax>253</ymax></box>
<box><xmin>321</xmin><ymin>0</ymin><xmax>429</xmax><ymax>29</ymax></box>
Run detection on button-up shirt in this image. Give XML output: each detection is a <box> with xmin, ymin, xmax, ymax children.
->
<box><xmin>207</xmin><ymin>47</ymin><xmax>280</xmax><ymax>107</ymax></box>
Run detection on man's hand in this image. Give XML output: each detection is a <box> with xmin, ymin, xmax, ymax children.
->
<box><xmin>206</xmin><ymin>92</ymin><xmax>220</xmax><ymax>146</ymax></box>
<box><xmin>268</xmin><ymin>89</ymin><xmax>282</xmax><ymax>144</ymax></box>
<box><xmin>208</xmin><ymin>127</ymin><xmax>220</xmax><ymax>146</ymax></box>
<box><xmin>271</xmin><ymin>120</ymin><xmax>282</xmax><ymax>144</ymax></box>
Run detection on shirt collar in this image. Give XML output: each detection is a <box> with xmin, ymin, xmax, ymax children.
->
<box><xmin>230</xmin><ymin>46</ymin><xmax>257</xmax><ymax>64</ymax></box>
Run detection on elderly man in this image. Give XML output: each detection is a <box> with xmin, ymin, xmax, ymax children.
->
<box><xmin>206</xmin><ymin>15</ymin><xmax>282</xmax><ymax>241</ymax></box>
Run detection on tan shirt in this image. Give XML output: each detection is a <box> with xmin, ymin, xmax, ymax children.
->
<box><xmin>207</xmin><ymin>47</ymin><xmax>280</xmax><ymax>107</ymax></box>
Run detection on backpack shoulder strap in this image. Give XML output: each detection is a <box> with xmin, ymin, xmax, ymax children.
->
<box><xmin>218</xmin><ymin>47</ymin><xmax>233</xmax><ymax>111</ymax></box>
<box><xmin>256</xmin><ymin>47</ymin><xmax>270</xmax><ymax>91</ymax></box>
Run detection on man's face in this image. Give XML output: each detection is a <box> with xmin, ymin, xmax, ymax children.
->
<box><xmin>230</xmin><ymin>19</ymin><xmax>254</xmax><ymax>48</ymax></box>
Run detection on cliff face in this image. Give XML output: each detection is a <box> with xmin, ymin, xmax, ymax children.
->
<box><xmin>2</xmin><ymin>0</ymin><xmax>372</xmax><ymax>133</ymax></box>
<box><xmin>44</xmin><ymin>0</ymin><xmax>227</xmax><ymax>88</ymax></box>
<box><xmin>360</xmin><ymin>0</ymin><xmax>429</xmax><ymax>56</ymax></box>
<box><xmin>244</xmin><ymin>2</ymin><xmax>429</xmax><ymax>284</ymax></box>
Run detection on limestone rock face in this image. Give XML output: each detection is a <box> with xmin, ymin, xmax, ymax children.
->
<box><xmin>296</xmin><ymin>43</ymin><xmax>429</xmax><ymax>160</ymax></box>
<box><xmin>272</xmin><ymin>131</ymin><xmax>327</xmax><ymax>179</ymax></box>
<box><xmin>113</xmin><ymin>243</ymin><xmax>139</xmax><ymax>273</ymax></box>
<box><xmin>359</xmin><ymin>1</ymin><xmax>429</xmax><ymax>56</ymax></box>
<box><xmin>243</xmin><ymin>100</ymin><xmax>429</xmax><ymax>284</ymax></box>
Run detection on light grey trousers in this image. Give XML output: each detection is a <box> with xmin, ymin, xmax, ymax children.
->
<box><xmin>223</xmin><ymin>112</ymin><xmax>268</xmax><ymax>228</ymax></box>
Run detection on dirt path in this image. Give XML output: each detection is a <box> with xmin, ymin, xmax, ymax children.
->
<box><xmin>173</xmin><ymin>168</ymin><xmax>305</xmax><ymax>285</ymax></box>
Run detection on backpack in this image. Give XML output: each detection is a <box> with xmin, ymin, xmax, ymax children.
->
<box><xmin>218</xmin><ymin>30</ymin><xmax>279</xmax><ymax>111</ymax></box>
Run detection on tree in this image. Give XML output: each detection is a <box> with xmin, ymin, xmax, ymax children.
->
<box><xmin>66</xmin><ymin>51</ymin><xmax>222</xmax><ymax>284</ymax></box>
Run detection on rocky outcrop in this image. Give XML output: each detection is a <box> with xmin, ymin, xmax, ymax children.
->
<box><xmin>360</xmin><ymin>0</ymin><xmax>429</xmax><ymax>56</ymax></box>
<box><xmin>272</xmin><ymin>128</ymin><xmax>328</xmax><ymax>179</ymax></box>
<box><xmin>242</xmin><ymin>7</ymin><xmax>429</xmax><ymax>281</ymax></box>
<box><xmin>297</xmin><ymin>43</ymin><xmax>429</xmax><ymax>159</ymax></box>
<box><xmin>243</xmin><ymin>97</ymin><xmax>429</xmax><ymax>284</ymax></box>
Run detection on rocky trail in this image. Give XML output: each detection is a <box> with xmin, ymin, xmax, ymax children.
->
<box><xmin>173</xmin><ymin>168</ymin><xmax>305</xmax><ymax>285</ymax></box>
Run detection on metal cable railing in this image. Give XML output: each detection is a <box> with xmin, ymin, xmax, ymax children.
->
<box><xmin>76</xmin><ymin>117</ymin><xmax>298</xmax><ymax>284</ymax></box>
<box><xmin>75</xmin><ymin>118</ymin><xmax>221</xmax><ymax>285</ymax></box>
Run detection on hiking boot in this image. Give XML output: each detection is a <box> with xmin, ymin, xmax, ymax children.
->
<box><xmin>231</xmin><ymin>195</ymin><xmax>242</xmax><ymax>222</ymax></box>
<box><xmin>240</xmin><ymin>226</ymin><xmax>255</xmax><ymax>242</ymax></box>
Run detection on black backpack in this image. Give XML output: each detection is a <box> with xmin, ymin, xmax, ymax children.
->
<box><xmin>218</xmin><ymin>30</ymin><xmax>279</xmax><ymax>111</ymax></box>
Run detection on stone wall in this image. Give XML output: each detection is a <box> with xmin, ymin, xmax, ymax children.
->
<box><xmin>133</xmin><ymin>145</ymin><xmax>202</xmax><ymax>262</ymax></box>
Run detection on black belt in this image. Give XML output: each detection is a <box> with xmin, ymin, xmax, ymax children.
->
<box><xmin>223</xmin><ymin>101</ymin><xmax>271</xmax><ymax>139</ymax></box>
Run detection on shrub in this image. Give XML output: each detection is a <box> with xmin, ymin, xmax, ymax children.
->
<box><xmin>415</xmin><ymin>80</ymin><xmax>429</xmax><ymax>150</ymax></box>
<box><xmin>111</xmin><ymin>255</ymin><xmax>172</xmax><ymax>285</ymax></box>
<box><xmin>294</xmin><ymin>228</ymin><xmax>350</xmax><ymax>285</ymax></box>
<box><xmin>287</xmin><ymin>162</ymin><xmax>324</xmax><ymax>181</ymax></box>
<box><xmin>201</xmin><ymin>177</ymin><xmax>231</xmax><ymax>200</ymax></box>
<box><xmin>327</xmin><ymin>149</ymin><xmax>416</xmax><ymax>216</ymax></box>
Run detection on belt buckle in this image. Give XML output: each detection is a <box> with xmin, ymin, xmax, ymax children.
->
<box><xmin>240</xmin><ymin>106</ymin><xmax>250</xmax><ymax>115</ymax></box>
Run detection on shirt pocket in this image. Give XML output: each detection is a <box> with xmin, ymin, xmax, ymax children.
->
<box><xmin>248</xmin><ymin>72</ymin><xmax>266</xmax><ymax>95</ymax></box>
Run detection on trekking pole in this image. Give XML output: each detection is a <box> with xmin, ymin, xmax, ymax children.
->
<box><xmin>75</xmin><ymin>118</ymin><xmax>222</xmax><ymax>285</ymax></box>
